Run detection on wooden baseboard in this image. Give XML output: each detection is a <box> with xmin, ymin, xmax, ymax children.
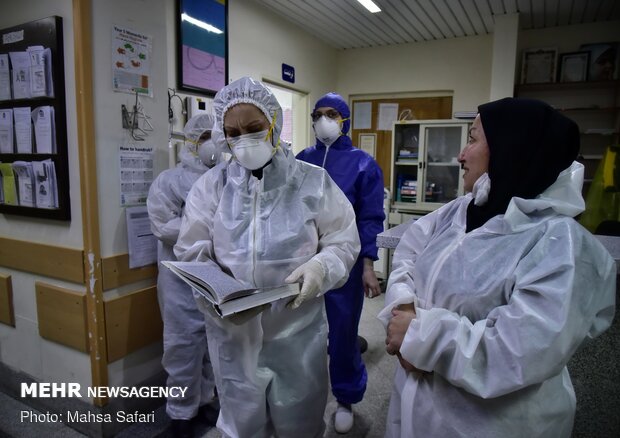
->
<box><xmin>0</xmin><ymin>273</ymin><xmax>15</xmax><ymax>327</ymax></box>
<box><xmin>101</xmin><ymin>254</ymin><xmax>157</xmax><ymax>290</ymax></box>
<box><xmin>0</xmin><ymin>237</ymin><xmax>84</xmax><ymax>283</ymax></box>
<box><xmin>104</xmin><ymin>286</ymin><xmax>162</xmax><ymax>362</ymax></box>
<box><xmin>35</xmin><ymin>282</ymin><xmax>89</xmax><ymax>352</ymax></box>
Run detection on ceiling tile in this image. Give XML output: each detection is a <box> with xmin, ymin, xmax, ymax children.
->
<box><xmin>252</xmin><ymin>0</ymin><xmax>618</xmax><ymax>50</ymax></box>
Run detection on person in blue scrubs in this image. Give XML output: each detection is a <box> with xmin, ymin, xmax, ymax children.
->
<box><xmin>297</xmin><ymin>92</ymin><xmax>385</xmax><ymax>434</ymax></box>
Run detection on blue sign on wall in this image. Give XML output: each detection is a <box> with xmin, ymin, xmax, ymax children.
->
<box><xmin>282</xmin><ymin>63</ymin><xmax>295</xmax><ymax>83</ymax></box>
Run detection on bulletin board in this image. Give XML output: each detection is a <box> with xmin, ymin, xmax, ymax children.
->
<box><xmin>0</xmin><ymin>16</ymin><xmax>70</xmax><ymax>220</ymax></box>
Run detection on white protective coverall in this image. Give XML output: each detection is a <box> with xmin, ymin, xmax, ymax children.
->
<box><xmin>174</xmin><ymin>77</ymin><xmax>360</xmax><ymax>438</ymax></box>
<box><xmin>147</xmin><ymin>114</ymin><xmax>217</xmax><ymax>420</ymax></box>
<box><xmin>378</xmin><ymin>161</ymin><xmax>616</xmax><ymax>438</ymax></box>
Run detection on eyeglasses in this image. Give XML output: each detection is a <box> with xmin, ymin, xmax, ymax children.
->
<box><xmin>311</xmin><ymin>110</ymin><xmax>340</xmax><ymax>122</ymax></box>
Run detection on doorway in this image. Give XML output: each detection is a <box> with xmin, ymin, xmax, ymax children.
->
<box><xmin>264</xmin><ymin>81</ymin><xmax>309</xmax><ymax>155</ymax></box>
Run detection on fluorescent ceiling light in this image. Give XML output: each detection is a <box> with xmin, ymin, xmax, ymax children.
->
<box><xmin>356</xmin><ymin>0</ymin><xmax>381</xmax><ymax>13</ymax></box>
<box><xmin>181</xmin><ymin>13</ymin><xmax>223</xmax><ymax>34</ymax></box>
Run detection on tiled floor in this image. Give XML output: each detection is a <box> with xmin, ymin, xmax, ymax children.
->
<box><xmin>0</xmin><ymin>295</ymin><xmax>395</xmax><ymax>438</ymax></box>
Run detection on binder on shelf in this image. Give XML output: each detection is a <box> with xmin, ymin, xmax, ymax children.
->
<box><xmin>398</xmin><ymin>148</ymin><xmax>419</xmax><ymax>160</ymax></box>
<box><xmin>27</xmin><ymin>46</ymin><xmax>53</xmax><ymax>98</ymax></box>
<box><xmin>0</xmin><ymin>54</ymin><xmax>11</xmax><ymax>101</ymax></box>
<box><xmin>0</xmin><ymin>109</ymin><xmax>13</xmax><ymax>153</ymax></box>
<box><xmin>32</xmin><ymin>159</ymin><xmax>58</xmax><ymax>208</ymax></box>
<box><xmin>12</xmin><ymin>161</ymin><xmax>35</xmax><ymax>207</ymax></box>
<box><xmin>9</xmin><ymin>51</ymin><xmax>30</xmax><ymax>99</ymax></box>
<box><xmin>32</xmin><ymin>105</ymin><xmax>55</xmax><ymax>154</ymax></box>
<box><xmin>13</xmin><ymin>106</ymin><xmax>32</xmax><ymax>154</ymax></box>
<box><xmin>0</xmin><ymin>162</ymin><xmax>18</xmax><ymax>205</ymax></box>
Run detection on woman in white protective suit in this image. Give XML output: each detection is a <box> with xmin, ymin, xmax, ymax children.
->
<box><xmin>380</xmin><ymin>97</ymin><xmax>616</xmax><ymax>438</ymax></box>
<box><xmin>174</xmin><ymin>76</ymin><xmax>360</xmax><ymax>438</ymax></box>
<box><xmin>146</xmin><ymin>113</ymin><xmax>220</xmax><ymax>437</ymax></box>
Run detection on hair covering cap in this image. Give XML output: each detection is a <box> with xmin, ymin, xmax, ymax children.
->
<box><xmin>314</xmin><ymin>92</ymin><xmax>351</xmax><ymax>135</ymax></box>
<box><xmin>211</xmin><ymin>76</ymin><xmax>285</xmax><ymax>152</ymax></box>
<box><xmin>466</xmin><ymin>97</ymin><xmax>580</xmax><ymax>232</ymax></box>
<box><xmin>183</xmin><ymin>113</ymin><xmax>214</xmax><ymax>143</ymax></box>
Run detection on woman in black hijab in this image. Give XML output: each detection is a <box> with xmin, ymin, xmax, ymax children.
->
<box><xmin>466</xmin><ymin>97</ymin><xmax>580</xmax><ymax>231</ymax></box>
<box><xmin>380</xmin><ymin>97</ymin><xmax>616</xmax><ymax>438</ymax></box>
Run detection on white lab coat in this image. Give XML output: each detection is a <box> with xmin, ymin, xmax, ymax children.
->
<box><xmin>175</xmin><ymin>148</ymin><xmax>360</xmax><ymax>438</ymax></box>
<box><xmin>379</xmin><ymin>162</ymin><xmax>616</xmax><ymax>438</ymax></box>
<box><xmin>147</xmin><ymin>157</ymin><xmax>216</xmax><ymax>420</ymax></box>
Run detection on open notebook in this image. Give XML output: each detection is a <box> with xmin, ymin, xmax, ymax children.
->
<box><xmin>161</xmin><ymin>260</ymin><xmax>300</xmax><ymax>317</ymax></box>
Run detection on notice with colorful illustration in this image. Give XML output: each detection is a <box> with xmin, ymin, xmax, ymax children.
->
<box><xmin>112</xmin><ymin>25</ymin><xmax>153</xmax><ymax>96</ymax></box>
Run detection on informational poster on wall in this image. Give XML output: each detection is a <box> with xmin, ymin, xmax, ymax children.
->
<box><xmin>125</xmin><ymin>205</ymin><xmax>157</xmax><ymax>269</ymax></box>
<box><xmin>353</xmin><ymin>101</ymin><xmax>372</xmax><ymax>130</ymax></box>
<box><xmin>359</xmin><ymin>133</ymin><xmax>376</xmax><ymax>158</ymax></box>
<box><xmin>111</xmin><ymin>25</ymin><xmax>153</xmax><ymax>96</ymax></box>
<box><xmin>377</xmin><ymin>103</ymin><xmax>399</xmax><ymax>131</ymax></box>
<box><xmin>119</xmin><ymin>144</ymin><xmax>153</xmax><ymax>206</ymax></box>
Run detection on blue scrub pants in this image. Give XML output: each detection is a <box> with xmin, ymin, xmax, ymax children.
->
<box><xmin>324</xmin><ymin>257</ymin><xmax>368</xmax><ymax>404</ymax></box>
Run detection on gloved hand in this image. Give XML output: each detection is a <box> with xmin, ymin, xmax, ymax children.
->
<box><xmin>227</xmin><ymin>303</ymin><xmax>271</xmax><ymax>326</ymax></box>
<box><xmin>285</xmin><ymin>259</ymin><xmax>325</xmax><ymax>309</ymax></box>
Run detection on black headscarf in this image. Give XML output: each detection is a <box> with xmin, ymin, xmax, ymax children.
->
<box><xmin>465</xmin><ymin>97</ymin><xmax>580</xmax><ymax>232</ymax></box>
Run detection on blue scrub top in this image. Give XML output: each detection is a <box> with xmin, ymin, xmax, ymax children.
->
<box><xmin>297</xmin><ymin>135</ymin><xmax>385</xmax><ymax>260</ymax></box>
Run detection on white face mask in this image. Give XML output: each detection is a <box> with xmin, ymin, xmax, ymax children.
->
<box><xmin>313</xmin><ymin>116</ymin><xmax>342</xmax><ymax>147</ymax></box>
<box><xmin>198</xmin><ymin>139</ymin><xmax>218</xmax><ymax>167</ymax></box>
<box><xmin>472</xmin><ymin>172</ymin><xmax>491</xmax><ymax>206</ymax></box>
<box><xmin>228</xmin><ymin>130</ymin><xmax>275</xmax><ymax>170</ymax></box>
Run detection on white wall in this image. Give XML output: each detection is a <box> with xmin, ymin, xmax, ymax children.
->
<box><xmin>490</xmin><ymin>13</ymin><xmax>519</xmax><ymax>100</ymax></box>
<box><xmin>0</xmin><ymin>0</ymin><xmax>90</xmax><ymax>391</ymax></box>
<box><xmin>93</xmin><ymin>0</ymin><xmax>170</xmax><ymax>258</ymax></box>
<box><xmin>224</xmin><ymin>0</ymin><xmax>337</xmax><ymax>148</ymax></box>
<box><xmin>336</xmin><ymin>34</ymin><xmax>494</xmax><ymax>115</ymax></box>
<box><xmin>90</xmin><ymin>0</ymin><xmax>170</xmax><ymax>387</ymax></box>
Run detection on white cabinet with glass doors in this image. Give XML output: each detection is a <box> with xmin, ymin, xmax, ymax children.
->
<box><xmin>390</xmin><ymin>120</ymin><xmax>470</xmax><ymax>215</ymax></box>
